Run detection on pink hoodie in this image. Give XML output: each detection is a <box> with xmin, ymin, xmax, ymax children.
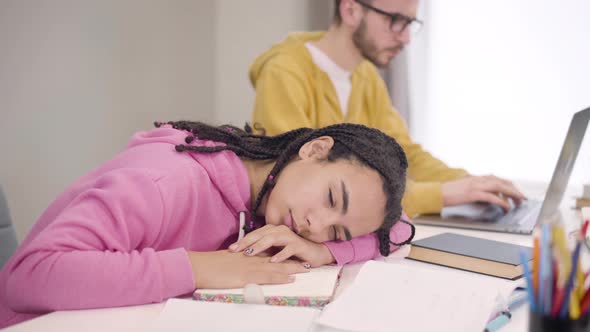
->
<box><xmin>0</xmin><ymin>127</ymin><xmax>412</xmax><ymax>328</ymax></box>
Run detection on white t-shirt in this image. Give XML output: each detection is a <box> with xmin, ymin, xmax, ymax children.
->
<box><xmin>305</xmin><ymin>42</ymin><xmax>352</xmax><ymax>116</ymax></box>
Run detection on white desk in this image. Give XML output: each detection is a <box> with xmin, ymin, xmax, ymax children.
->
<box><xmin>5</xmin><ymin>182</ymin><xmax>586</xmax><ymax>332</ymax></box>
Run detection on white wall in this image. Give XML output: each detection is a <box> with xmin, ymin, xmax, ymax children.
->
<box><xmin>4</xmin><ymin>0</ymin><xmax>588</xmax><ymax>241</ymax></box>
<box><xmin>409</xmin><ymin>0</ymin><xmax>590</xmax><ymax>186</ymax></box>
<box><xmin>215</xmin><ymin>0</ymin><xmax>330</xmax><ymax>126</ymax></box>
<box><xmin>0</xmin><ymin>0</ymin><xmax>330</xmax><ymax>242</ymax></box>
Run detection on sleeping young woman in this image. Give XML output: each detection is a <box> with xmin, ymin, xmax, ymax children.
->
<box><xmin>0</xmin><ymin>121</ymin><xmax>414</xmax><ymax>328</ymax></box>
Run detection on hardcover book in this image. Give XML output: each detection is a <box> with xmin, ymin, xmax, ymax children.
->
<box><xmin>193</xmin><ymin>265</ymin><xmax>342</xmax><ymax>308</ymax></box>
<box><xmin>407</xmin><ymin>233</ymin><xmax>532</xmax><ymax>280</ymax></box>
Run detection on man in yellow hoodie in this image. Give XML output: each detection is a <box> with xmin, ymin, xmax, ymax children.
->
<box><xmin>250</xmin><ymin>0</ymin><xmax>525</xmax><ymax>218</ymax></box>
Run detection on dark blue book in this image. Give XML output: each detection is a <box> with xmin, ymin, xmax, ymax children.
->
<box><xmin>407</xmin><ymin>233</ymin><xmax>532</xmax><ymax>280</ymax></box>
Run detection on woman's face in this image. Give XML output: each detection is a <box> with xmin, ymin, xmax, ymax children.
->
<box><xmin>264</xmin><ymin>137</ymin><xmax>387</xmax><ymax>243</ymax></box>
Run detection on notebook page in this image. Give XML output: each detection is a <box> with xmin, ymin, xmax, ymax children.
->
<box><xmin>194</xmin><ymin>265</ymin><xmax>341</xmax><ymax>298</ymax></box>
<box><xmin>147</xmin><ymin>298</ymin><xmax>320</xmax><ymax>332</ymax></box>
<box><xmin>316</xmin><ymin>260</ymin><xmax>510</xmax><ymax>332</ymax></box>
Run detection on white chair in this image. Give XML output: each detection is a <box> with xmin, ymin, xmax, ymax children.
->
<box><xmin>0</xmin><ymin>185</ymin><xmax>18</xmax><ymax>269</ymax></box>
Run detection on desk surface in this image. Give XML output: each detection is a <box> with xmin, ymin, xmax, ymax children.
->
<box><xmin>5</xmin><ymin>182</ymin><xmax>586</xmax><ymax>332</ymax></box>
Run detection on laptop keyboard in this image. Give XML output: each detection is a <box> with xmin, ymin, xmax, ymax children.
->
<box><xmin>496</xmin><ymin>200</ymin><xmax>542</xmax><ymax>226</ymax></box>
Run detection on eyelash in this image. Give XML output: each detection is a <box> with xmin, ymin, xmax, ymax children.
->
<box><xmin>329</xmin><ymin>189</ymin><xmax>337</xmax><ymax>241</ymax></box>
<box><xmin>328</xmin><ymin>189</ymin><xmax>335</xmax><ymax>207</ymax></box>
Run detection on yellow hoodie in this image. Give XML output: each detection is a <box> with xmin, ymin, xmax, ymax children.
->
<box><xmin>250</xmin><ymin>32</ymin><xmax>468</xmax><ymax>217</ymax></box>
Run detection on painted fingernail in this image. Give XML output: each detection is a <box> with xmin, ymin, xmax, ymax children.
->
<box><xmin>303</xmin><ymin>263</ymin><xmax>311</xmax><ymax>269</ymax></box>
<box><xmin>244</xmin><ymin>248</ymin><xmax>254</xmax><ymax>255</ymax></box>
<box><xmin>229</xmin><ymin>244</ymin><xmax>238</xmax><ymax>251</ymax></box>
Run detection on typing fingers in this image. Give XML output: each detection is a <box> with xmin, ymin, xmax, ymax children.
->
<box><xmin>473</xmin><ymin>191</ymin><xmax>512</xmax><ymax>211</ymax></box>
<box><xmin>478</xmin><ymin>176</ymin><xmax>526</xmax><ymax>205</ymax></box>
<box><xmin>494</xmin><ymin>177</ymin><xmax>527</xmax><ymax>205</ymax></box>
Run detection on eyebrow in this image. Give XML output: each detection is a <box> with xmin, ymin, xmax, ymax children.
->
<box><xmin>340</xmin><ymin>180</ymin><xmax>351</xmax><ymax>241</ymax></box>
<box><xmin>356</xmin><ymin>0</ymin><xmax>418</xmax><ymax>22</ymax></box>
<box><xmin>340</xmin><ymin>180</ymin><xmax>349</xmax><ymax>215</ymax></box>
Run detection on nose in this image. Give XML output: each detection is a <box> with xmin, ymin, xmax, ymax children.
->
<box><xmin>304</xmin><ymin>209</ymin><xmax>339</xmax><ymax>234</ymax></box>
<box><xmin>396</xmin><ymin>27</ymin><xmax>411</xmax><ymax>45</ymax></box>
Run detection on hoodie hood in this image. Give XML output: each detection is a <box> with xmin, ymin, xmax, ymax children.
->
<box><xmin>127</xmin><ymin>126</ymin><xmax>251</xmax><ymax>217</ymax></box>
<box><xmin>249</xmin><ymin>31</ymin><xmax>325</xmax><ymax>88</ymax></box>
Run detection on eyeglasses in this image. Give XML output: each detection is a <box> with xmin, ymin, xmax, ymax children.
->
<box><xmin>355</xmin><ymin>0</ymin><xmax>424</xmax><ymax>37</ymax></box>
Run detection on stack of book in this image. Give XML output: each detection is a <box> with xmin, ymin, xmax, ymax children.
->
<box><xmin>576</xmin><ymin>198</ymin><xmax>590</xmax><ymax>208</ymax></box>
<box><xmin>575</xmin><ymin>184</ymin><xmax>590</xmax><ymax>208</ymax></box>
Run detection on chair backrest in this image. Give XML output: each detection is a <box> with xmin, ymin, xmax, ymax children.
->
<box><xmin>0</xmin><ymin>185</ymin><xmax>18</xmax><ymax>270</ymax></box>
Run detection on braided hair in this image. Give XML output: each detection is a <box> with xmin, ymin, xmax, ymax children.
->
<box><xmin>154</xmin><ymin>121</ymin><xmax>409</xmax><ymax>256</ymax></box>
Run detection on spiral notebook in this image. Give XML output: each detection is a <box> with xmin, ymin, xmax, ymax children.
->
<box><xmin>193</xmin><ymin>265</ymin><xmax>342</xmax><ymax>308</ymax></box>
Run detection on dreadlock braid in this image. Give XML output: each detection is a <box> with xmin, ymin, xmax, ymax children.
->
<box><xmin>155</xmin><ymin>121</ymin><xmax>409</xmax><ymax>256</ymax></box>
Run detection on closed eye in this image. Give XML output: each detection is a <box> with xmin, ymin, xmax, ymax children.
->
<box><xmin>329</xmin><ymin>188</ymin><xmax>335</xmax><ymax>207</ymax></box>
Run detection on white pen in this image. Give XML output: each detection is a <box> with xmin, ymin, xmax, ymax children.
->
<box><xmin>238</xmin><ymin>211</ymin><xmax>246</xmax><ymax>240</ymax></box>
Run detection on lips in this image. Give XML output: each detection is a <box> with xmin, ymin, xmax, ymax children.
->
<box><xmin>283</xmin><ymin>210</ymin><xmax>293</xmax><ymax>230</ymax></box>
<box><xmin>387</xmin><ymin>46</ymin><xmax>403</xmax><ymax>58</ymax></box>
<box><xmin>285</xmin><ymin>209</ymin><xmax>300</xmax><ymax>234</ymax></box>
<box><xmin>387</xmin><ymin>50</ymin><xmax>399</xmax><ymax>58</ymax></box>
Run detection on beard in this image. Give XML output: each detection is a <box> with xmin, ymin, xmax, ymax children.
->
<box><xmin>352</xmin><ymin>18</ymin><xmax>403</xmax><ymax>68</ymax></box>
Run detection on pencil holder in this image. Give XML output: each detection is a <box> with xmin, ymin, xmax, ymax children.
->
<box><xmin>529</xmin><ymin>311</ymin><xmax>590</xmax><ymax>332</ymax></box>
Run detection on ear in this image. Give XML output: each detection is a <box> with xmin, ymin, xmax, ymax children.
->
<box><xmin>298</xmin><ymin>136</ymin><xmax>335</xmax><ymax>160</ymax></box>
<box><xmin>340</xmin><ymin>0</ymin><xmax>364</xmax><ymax>28</ymax></box>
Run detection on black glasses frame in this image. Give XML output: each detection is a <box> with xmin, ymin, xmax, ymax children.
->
<box><xmin>355</xmin><ymin>0</ymin><xmax>423</xmax><ymax>34</ymax></box>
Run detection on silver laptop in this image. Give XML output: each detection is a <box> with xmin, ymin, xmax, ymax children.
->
<box><xmin>414</xmin><ymin>107</ymin><xmax>590</xmax><ymax>234</ymax></box>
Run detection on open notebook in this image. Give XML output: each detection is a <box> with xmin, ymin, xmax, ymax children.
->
<box><xmin>193</xmin><ymin>265</ymin><xmax>342</xmax><ymax>308</ymax></box>
<box><xmin>316</xmin><ymin>260</ymin><xmax>517</xmax><ymax>331</ymax></box>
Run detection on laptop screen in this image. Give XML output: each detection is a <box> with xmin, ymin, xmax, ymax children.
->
<box><xmin>538</xmin><ymin>107</ymin><xmax>590</xmax><ymax>223</ymax></box>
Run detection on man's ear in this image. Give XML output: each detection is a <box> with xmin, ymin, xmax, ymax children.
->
<box><xmin>340</xmin><ymin>0</ymin><xmax>364</xmax><ymax>28</ymax></box>
<box><xmin>298</xmin><ymin>136</ymin><xmax>335</xmax><ymax>160</ymax></box>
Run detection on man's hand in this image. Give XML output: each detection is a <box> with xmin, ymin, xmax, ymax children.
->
<box><xmin>228</xmin><ymin>224</ymin><xmax>335</xmax><ymax>267</ymax></box>
<box><xmin>186</xmin><ymin>250</ymin><xmax>309</xmax><ymax>289</ymax></box>
<box><xmin>441</xmin><ymin>175</ymin><xmax>527</xmax><ymax>211</ymax></box>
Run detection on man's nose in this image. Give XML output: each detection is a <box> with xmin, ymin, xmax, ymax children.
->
<box><xmin>396</xmin><ymin>27</ymin><xmax>411</xmax><ymax>45</ymax></box>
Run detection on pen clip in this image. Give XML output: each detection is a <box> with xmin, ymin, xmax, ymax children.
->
<box><xmin>493</xmin><ymin>293</ymin><xmax>509</xmax><ymax>314</ymax></box>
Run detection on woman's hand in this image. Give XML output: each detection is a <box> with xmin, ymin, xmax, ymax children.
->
<box><xmin>228</xmin><ymin>224</ymin><xmax>335</xmax><ymax>267</ymax></box>
<box><xmin>186</xmin><ymin>250</ymin><xmax>309</xmax><ymax>289</ymax></box>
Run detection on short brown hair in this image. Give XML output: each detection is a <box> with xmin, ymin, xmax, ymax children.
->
<box><xmin>334</xmin><ymin>0</ymin><xmax>373</xmax><ymax>24</ymax></box>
